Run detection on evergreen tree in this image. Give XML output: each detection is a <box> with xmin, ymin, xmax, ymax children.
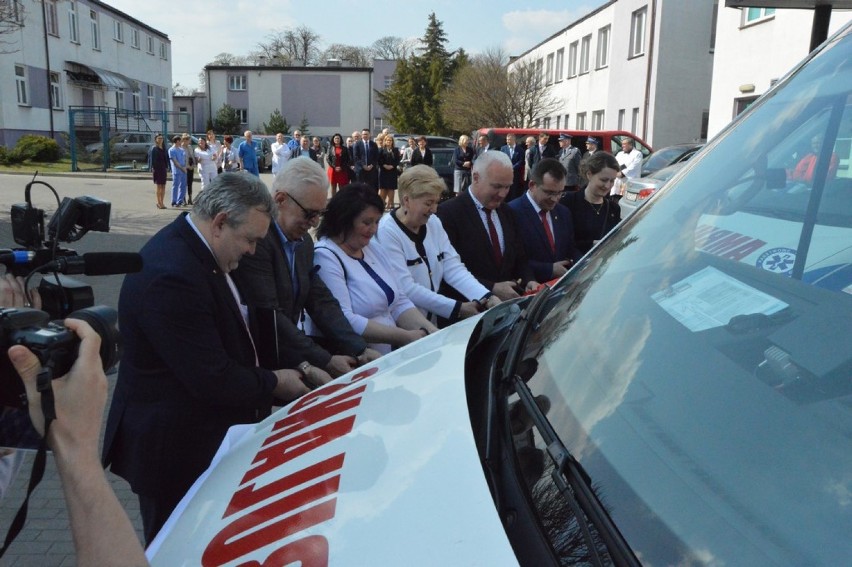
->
<box><xmin>298</xmin><ymin>115</ymin><xmax>310</xmax><ymax>138</ymax></box>
<box><xmin>214</xmin><ymin>104</ymin><xmax>240</xmax><ymax>134</ymax></box>
<box><xmin>377</xmin><ymin>13</ymin><xmax>461</xmax><ymax>135</ymax></box>
<box><xmin>263</xmin><ymin>109</ymin><xmax>290</xmax><ymax>135</ymax></box>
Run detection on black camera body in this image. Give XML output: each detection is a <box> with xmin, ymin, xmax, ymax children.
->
<box><xmin>0</xmin><ymin>306</ymin><xmax>121</xmax><ymax>407</ymax></box>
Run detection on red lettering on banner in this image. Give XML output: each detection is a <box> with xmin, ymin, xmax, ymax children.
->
<box><xmin>238</xmin><ymin>535</ymin><xmax>329</xmax><ymax>567</ymax></box>
<box><xmin>225</xmin><ymin>454</ymin><xmax>345</xmax><ymax>518</ymax></box>
<box><xmin>695</xmin><ymin>225</ymin><xmax>766</xmax><ymax>262</ymax></box>
<box><xmin>289</xmin><ymin>367</ymin><xmax>378</xmax><ymax>413</ymax></box>
<box><xmin>703</xmin><ymin>233</ymin><xmax>753</xmax><ymax>255</ymax></box>
<box><xmin>242</xmin><ymin>416</ymin><xmax>356</xmax><ymax>484</ymax></box>
<box><xmin>202</xmin><ymin>478</ymin><xmax>338</xmax><ymax>566</ymax></box>
<box><xmin>265</xmin><ymin>385</ymin><xmax>368</xmax><ymax>448</ymax></box>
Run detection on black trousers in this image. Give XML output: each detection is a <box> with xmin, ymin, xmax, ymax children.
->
<box><xmin>139</xmin><ymin>491</ymin><xmax>185</xmax><ymax>546</ymax></box>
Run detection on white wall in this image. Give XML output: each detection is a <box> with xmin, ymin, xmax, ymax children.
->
<box><xmin>708</xmin><ymin>7</ymin><xmax>852</xmax><ymax>138</ymax></box>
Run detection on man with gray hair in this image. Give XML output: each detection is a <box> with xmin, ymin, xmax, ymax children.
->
<box><xmin>437</xmin><ymin>151</ymin><xmax>537</xmax><ymax>302</ymax></box>
<box><xmin>103</xmin><ymin>172</ymin><xmax>315</xmax><ymax>545</ymax></box>
<box><xmin>233</xmin><ymin>158</ymin><xmax>380</xmax><ymax>379</ymax></box>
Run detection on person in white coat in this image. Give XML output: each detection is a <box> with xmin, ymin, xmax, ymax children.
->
<box><xmin>271</xmin><ymin>132</ymin><xmax>292</xmax><ymax>176</ymax></box>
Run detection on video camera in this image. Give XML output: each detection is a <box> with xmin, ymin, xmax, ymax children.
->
<box><xmin>0</xmin><ymin>174</ymin><xmax>141</xmax><ymax>409</ymax></box>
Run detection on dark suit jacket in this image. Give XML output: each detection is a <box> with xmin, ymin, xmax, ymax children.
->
<box><xmin>232</xmin><ymin>229</ymin><xmax>366</xmax><ymax>369</ymax></box>
<box><xmin>326</xmin><ymin>145</ymin><xmax>351</xmax><ymax>169</ymax></box>
<box><xmin>103</xmin><ymin>213</ymin><xmax>277</xmax><ymax>500</ymax></box>
<box><xmin>508</xmin><ymin>195</ymin><xmax>581</xmax><ymax>282</ymax></box>
<box><xmin>411</xmin><ymin>147</ymin><xmax>433</xmax><ymax>166</ymax></box>
<box><xmin>527</xmin><ymin>143</ymin><xmax>557</xmax><ymax>171</ymax></box>
<box><xmin>502</xmin><ymin>143</ymin><xmax>525</xmax><ymax>174</ymax></box>
<box><xmin>352</xmin><ymin>140</ymin><xmax>379</xmax><ymax>175</ymax></box>
<box><xmin>436</xmin><ymin>191</ymin><xmax>534</xmax><ymax>300</ymax></box>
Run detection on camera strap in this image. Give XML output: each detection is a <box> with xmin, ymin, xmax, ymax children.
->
<box><xmin>0</xmin><ymin>371</ymin><xmax>56</xmax><ymax>559</ymax></box>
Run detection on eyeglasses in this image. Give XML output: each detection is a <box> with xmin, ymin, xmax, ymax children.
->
<box><xmin>287</xmin><ymin>192</ymin><xmax>325</xmax><ymax>221</ymax></box>
<box><xmin>541</xmin><ymin>188</ymin><xmax>566</xmax><ymax>198</ymax></box>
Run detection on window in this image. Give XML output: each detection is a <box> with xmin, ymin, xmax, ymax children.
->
<box><xmin>147</xmin><ymin>85</ymin><xmax>155</xmax><ymax>110</ymax></box>
<box><xmin>555</xmin><ymin>48</ymin><xmax>564</xmax><ymax>82</ymax></box>
<box><xmin>536</xmin><ymin>58</ymin><xmax>543</xmax><ymax>86</ymax></box>
<box><xmin>130</xmin><ymin>27</ymin><xmax>139</xmax><ymax>49</ymax></box>
<box><xmin>631</xmin><ymin>107</ymin><xmax>640</xmax><ymax>132</ymax></box>
<box><xmin>384</xmin><ymin>76</ymin><xmax>393</xmax><ymax>89</ymax></box>
<box><xmin>576</xmin><ymin>112</ymin><xmax>586</xmax><ymax>129</ymax></box>
<box><xmin>556</xmin><ymin>115</ymin><xmax>561</xmax><ymax>129</ymax></box>
<box><xmin>9</xmin><ymin>0</ymin><xmax>23</xmax><ymax>24</ymax></box>
<box><xmin>15</xmin><ymin>65</ymin><xmax>28</xmax><ymax>106</ymax></box>
<box><xmin>116</xmin><ymin>90</ymin><xmax>125</xmax><ymax>109</ymax></box>
<box><xmin>618</xmin><ymin>109</ymin><xmax>625</xmax><ymax>129</ymax></box>
<box><xmin>46</xmin><ymin>1</ymin><xmax>59</xmax><ymax>36</ymax></box>
<box><xmin>90</xmin><ymin>10</ymin><xmax>99</xmax><ymax>50</ymax></box>
<box><xmin>564</xmin><ymin>114</ymin><xmax>570</xmax><ymax>128</ymax></box>
<box><xmin>579</xmin><ymin>35</ymin><xmax>591</xmax><ymax>74</ymax></box>
<box><xmin>743</xmin><ymin>7</ymin><xmax>775</xmax><ymax>24</ymax></box>
<box><xmin>160</xmin><ymin>87</ymin><xmax>168</xmax><ymax>111</ymax></box>
<box><xmin>596</xmin><ymin>26</ymin><xmax>610</xmax><ymax>69</ymax></box>
<box><xmin>159</xmin><ymin>41</ymin><xmax>167</xmax><ymax>60</ymax></box>
<box><xmin>50</xmin><ymin>72</ymin><xmax>62</xmax><ymax>109</ymax></box>
<box><xmin>546</xmin><ymin>53</ymin><xmax>554</xmax><ymax>85</ymax></box>
<box><xmin>113</xmin><ymin>19</ymin><xmax>123</xmax><ymax>42</ymax></box>
<box><xmin>568</xmin><ymin>41</ymin><xmax>578</xmax><ymax>77</ymax></box>
<box><xmin>543</xmin><ymin>117</ymin><xmax>551</xmax><ymax>128</ymax></box>
<box><xmin>146</xmin><ymin>34</ymin><xmax>154</xmax><ymax>54</ymax></box>
<box><xmin>630</xmin><ymin>7</ymin><xmax>647</xmax><ymax>57</ymax></box>
<box><xmin>236</xmin><ymin>109</ymin><xmax>248</xmax><ymax>124</ymax></box>
<box><xmin>592</xmin><ymin>110</ymin><xmax>605</xmax><ymax>130</ymax></box>
<box><xmin>733</xmin><ymin>96</ymin><xmax>758</xmax><ymax>119</ymax></box>
<box><xmin>228</xmin><ymin>75</ymin><xmax>247</xmax><ymax>91</ymax></box>
<box><xmin>68</xmin><ymin>1</ymin><xmax>79</xmax><ymax>43</ymax></box>
<box><xmin>131</xmin><ymin>92</ymin><xmax>140</xmax><ymax>112</ymax></box>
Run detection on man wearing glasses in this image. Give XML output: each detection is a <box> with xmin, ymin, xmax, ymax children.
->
<box><xmin>233</xmin><ymin>158</ymin><xmax>380</xmax><ymax>380</ymax></box>
<box><xmin>437</xmin><ymin>151</ymin><xmax>537</xmax><ymax>302</ymax></box>
<box><xmin>509</xmin><ymin>158</ymin><xmax>581</xmax><ymax>282</ymax></box>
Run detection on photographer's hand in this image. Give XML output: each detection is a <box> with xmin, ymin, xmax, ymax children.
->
<box><xmin>7</xmin><ymin>319</ymin><xmax>147</xmax><ymax>566</ymax></box>
<box><xmin>0</xmin><ymin>273</ymin><xmax>40</xmax><ymax>309</ymax></box>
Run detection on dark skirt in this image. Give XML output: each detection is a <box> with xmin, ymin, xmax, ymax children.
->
<box><xmin>379</xmin><ymin>169</ymin><xmax>399</xmax><ymax>190</ymax></box>
<box><xmin>152</xmin><ymin>166</ymin><xmax>167</xmax><ymax>185</ymax></box>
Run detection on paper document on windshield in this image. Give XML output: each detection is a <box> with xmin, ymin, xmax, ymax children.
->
<box><xmin>652</xmin><ymin>266</ymin><xmax>788</xmax><ymax>332</ymax></box>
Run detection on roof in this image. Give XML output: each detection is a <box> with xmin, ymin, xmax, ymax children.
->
<box><xmin>726</xmin><ymin>0</ymin><xmax>852</xmax><ymax>7</ymax></box>
<box><xmin>205</xmin><ymin>65</ymin><xmax>372</xmax><ymax>72</ymax></box>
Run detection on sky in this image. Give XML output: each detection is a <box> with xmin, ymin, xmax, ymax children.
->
<box><xmin>105</xmin><ymin>0</ymin><xmax>609</xmax><ymax>91</ymax></box>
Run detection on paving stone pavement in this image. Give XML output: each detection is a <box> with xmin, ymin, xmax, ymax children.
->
<box><xmin>0</xmin><ymin>170</ymin><xmax>277</xmax><ymax>565</ymax></box>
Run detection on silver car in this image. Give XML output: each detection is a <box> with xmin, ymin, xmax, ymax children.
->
<box><xmin>620</xmin><ymin>161</ymin><xmax>685</xmax><ymax>216</ymax></box>
<box><xmin>85</xmin><ymin>131</ymin><xmax>158</xmax><ymax>163</ymax></box>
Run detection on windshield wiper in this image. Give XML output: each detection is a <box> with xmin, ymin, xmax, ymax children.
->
<box><xmin>509</xmin><ymin>370</ymin><xmax>639</xmax><ymax>567</ymax></box>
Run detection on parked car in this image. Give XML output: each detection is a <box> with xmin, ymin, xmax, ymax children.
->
<box><xmin>393</xmin><ymin>134</ymin><xmax>458</xmax><ymax>151</ymax></box>
<box><xmin>85</xmin><ymin>131</ymin><xmax>158</xmax><ymax>163</ymax></box>
<box><xmin>620</xmin><ymin>161</ymin><xmax>686</xmax><ymax>216</ymax></box>
<box><xmin>147</xmin><ymin>22</ymin><xmax>852</xmax><ymax>566</ymax></box>
<box><xmin>640</xmin><ymin>142</ymin><xmax>704</xmax><ymax>176</ymax></box>
<box><xmin>231</xmin><ymin>136</ymin><xmax>272</xmax><ymax>171</ymax></box>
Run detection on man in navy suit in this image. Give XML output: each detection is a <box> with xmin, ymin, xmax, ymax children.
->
<box><xmin>102</xmin><ymin>173</ymin><xmax>312</xmax><ymax>545</ymax></box>
<box><xmin>509</xmin><ymin>158</ymin><xmax>581</xmax><ymax>283</ymax></box>
<box><xmin>501</xmin><ymin>133</ymin><xmax>526</xmax><ymax>201</ymax></box>
<box><xmin>526</xmin><ymin>131</ymin><xmax>557</xmax><ymax>174</ymax></box>
<box><xmin>352</xmin><ymin>128</ymin><xmax>379</xmax><ymax>190</ymax></box>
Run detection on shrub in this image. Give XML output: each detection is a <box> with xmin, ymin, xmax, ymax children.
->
<box><xmin>14</xmin><ymin>135</ymin><xmax>62</xmax><ymax>162</ymax></box>
<box><xmin>0</xmin><ymin>146</ymin><xmax>24</xmax><ymax>166</ymax></box>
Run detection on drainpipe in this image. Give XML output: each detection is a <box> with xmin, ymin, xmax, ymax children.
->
<box><xmin>642</xmin><ymin>0</ymin><xmax>657</xmax><ymax>141</ymax></box>
<box><xmin>809</xmin><ymin>4</ymin><xmax>831</xmax><ymax>52</ymax></box>
<box><xmin>41</xmin><ymin>0</ymin><xmax>55</xmax><ymax>138</ymax></box>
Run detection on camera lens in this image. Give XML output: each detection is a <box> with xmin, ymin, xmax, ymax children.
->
<box><xmin>66</xmin><ymin>306</ymin><xmax>121</xmax><ymax>373</ymax></box>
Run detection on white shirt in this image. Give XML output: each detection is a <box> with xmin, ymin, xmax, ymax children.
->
<box><xmin>469</xmin><ymin>191</ymin><xmax>504</xmax><ymax>254</ymax></box>
<box><xmin>309</xmin><ymin>238</ymin><xmax>416</xmax><ymax>355</ymax></box>
<box><xmin>614</xmin><ymin>147</ymin><xmax>644</xmax><ymax>195</ymax></box>
<box><xmin>375</xmin><ymin>212</ymin><xmax>488</xmax><ymax>320</ymax></box>
<box><xmin>194</xmin><ymin>147</ymin><xmax>217</xmax><ymax>172</ymax></box>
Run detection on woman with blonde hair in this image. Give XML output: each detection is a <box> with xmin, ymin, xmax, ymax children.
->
<box><xmin>452</xmin><ymin>134</ymin><xmax>474</xmax><ymax>195</ymax></box>
<box><xmin>375</xmin><ymin>165</ymin><xmax>500</xmax><ymax>325</ymax></box>
<box><xmin>378</xmin><ymin>134</ymin><xmax>401</xmax><ymax>210</ymax></box>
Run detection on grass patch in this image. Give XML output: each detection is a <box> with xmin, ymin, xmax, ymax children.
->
<box><xmin>0</xmin><ymin>158</ymin><xmax>76</xmax><ymax>174</ymax></box>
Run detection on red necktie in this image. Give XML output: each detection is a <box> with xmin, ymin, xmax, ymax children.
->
<box><xmin>484</xmin><ymin>208</ymin><xmax>503</xmax><ymax>266</ymax></box>
<box><xmin>540</xmin><ymin>210</ymin><xmax>555</xmax><ymax>253</ymax></box>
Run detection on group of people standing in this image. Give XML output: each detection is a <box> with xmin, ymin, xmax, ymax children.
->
<box><xmin>148</xmin><ymin>130</ymin><xmax>262</xmax><ymax>209</ymax></box>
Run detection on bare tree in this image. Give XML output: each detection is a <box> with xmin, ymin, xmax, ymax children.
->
<box><xmin>441</xmin><ymin>48</ymin><xmax>560</xmax><ymax>132</ymax></box>
<box><xmin>322</xmin><ymin>43</ymin><xmax>373</xmax><ymax>67</ymax></box>
<box><xmin>371</xmin><ymin>36</ymin><xmax>416</xmax><ymax>60</ymax></box>
<box><xmin>0</xmin><ymin>0</ymin><xmax>24</xmax><ymax>50</ymax></box>
<box><xmin>257</xmin><ymin>26</ymin><xmax>322</xmax><ymax>66</ymax></box>
<box><xmin>172</xmin><ymin>83</ymin><xmax>193</xmax><ymax>96</ymax></box>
